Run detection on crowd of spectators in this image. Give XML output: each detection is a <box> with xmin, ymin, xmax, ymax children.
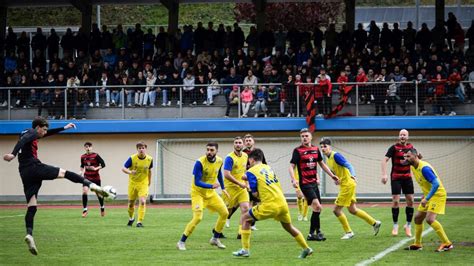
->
<box><xmin>1</xmin><ymin>13</ymin><xmax>474</xmax><ymax>118</ymax></box>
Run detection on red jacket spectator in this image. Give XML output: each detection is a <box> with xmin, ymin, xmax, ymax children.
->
<box><xmin>316</xmin><ymin>76</ymin><xmax>332</xmax><ymax>97</ymax></box>
<box><xmin>356</xmin><ymin>69</ymin><xmax>368</xmax><ymax>83</ymax></box>
<box><xmin>432</xmin><ymin>75</ymin><xmax>447</xmax><ymax>96</ymax></box>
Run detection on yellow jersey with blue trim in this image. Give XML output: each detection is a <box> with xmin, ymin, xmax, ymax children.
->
<box><xmin>223</xmin><ymin>151</ymin><xmax>248</xmax><ymax>189</ymax></box>
<box><xmin>191</xmin><ymin>155</ymin><xmax>223</xmax><ymax>197</ymax></box>
<box><xmin>411</xmin><ymin>160</ymin><xmax>447</xmax><ymax>198</ymax></box>
<box><xmin>125</xmin><ymin>153</ymin><xmax>153</xmax><ymax>184</ymax></box>
<box><xmin>326</xmin><ymin>151</ymin><xmax>356</xmax><ymax>187</ymax></box>
<box><xmin>246</xmin><ymin>163</ymin><xmax>286</xmax><ymax>205</ymax></box>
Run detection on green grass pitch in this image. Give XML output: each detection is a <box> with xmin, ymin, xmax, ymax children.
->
<box><xmin>0</xmin><ymin>204</ymin><xmax>473</xmax><ymax>265</ymax></box>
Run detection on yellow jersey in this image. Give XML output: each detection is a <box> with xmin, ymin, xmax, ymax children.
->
<box><xmin>246</xmin><ymin>163</ymin><xmax>286</xmax><ymax>205</ymax></box>
<box><xmin>411</xmin><ymin>160</ymin><xmax>447</xmax><ymax>199</ymax></box>
<box><xmin>223</xmin><ymin>151</ymin><xmax>248</xmax><ymax>189</ymax></box>
<box><xmin>191</xmin><ymin>155</ymin><xmax>223</xmax><ymax>197</ymax></box>
<box><xmin>326</xmin><ymin>151</ymin><xmax>356</xmax><ymax>187</ymax></box>
<box><xmin>124</xmin><ymin>153</ymin><xmax>153</xmax><ymax>184</ymax></box>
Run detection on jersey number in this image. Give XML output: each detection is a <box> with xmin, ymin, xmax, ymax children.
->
<box><xmin>261</xmin><ymin>168</ymin><xmax>278</xmax><ymax>185</ymax></box>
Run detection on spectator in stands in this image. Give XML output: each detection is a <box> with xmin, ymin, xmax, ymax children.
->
<box><xmin>134</xmin><ymin>71</ymin><xmax>146</xmax><ymax>106</ymax></box>
<box><xmin>246</xmin><ymin>26</ymin><xmax>259</xmax><ymax>52</ymax></box>
<box><xmin>448</xmin><ymin>68</ymin><xmax>464</xmax><ymax>103</ymax></box>
<box><xmin>275</xmin><ymin>24</ymin><xmax>287</xmax><ymax>52</ymax></box>
<box><xmin>37</xmin><ymin>88</ymin><xmax>52</xmax><ymax>117</ymax></box>
<box><xmin>51</xmin><ymin>87</ymin><xmax>64</xmax><ymax>119</ymax></box>
<box><xmin>74</xmin><ymin>87</ymin><xmax>90</xmax><ymax>119</ymax></box>
<box><xmin>432</xmin><ymin>74</ymin><xmax>455</xmax><ymax>116</ymax></box>
<box><xmin>368</xmin><ymin>21</ymin><xmax>380</xmax><ymax>49</ymax></box>
<box><xmin>353</xmin><ymin>23</ymin><xmax>367</xmax><ymax>53</ymax></box>
<box><xmin>267</xmin><ymin>85</ymin><xmax>279</xmax><ymax>116</ymax></box>
<box><xmin>183</xmin><ymin>71</ymin><xmax>196</xmax><ymax>105</ymax></box>
<box><xmin>205</xmin><ymin>71</ymin><xmax>219</xmax><ymax>106</ymax></box>
<box><xmin>254</xmin><ymin>85</ymin><xmax>268</xmax><ymax>117</ymax></box>
<box><xmin>31</xmin><ymin>27</ymin><xmax>47</xmax><ymax>57</ymax></box>
<box><xmin>47</xmin><ymin>29</ymin><xmax>60</xmax><ymax>61</ymax></box>
<box><xmin>143</xmin><ymin>70</ymin><xmax>157</xmax><ymax>106</ymax></box>
<box><xmin>446</xmin><ymin>12</ymin><xmax>459</xmax><ymax>51</ymax></box>
<box><xmin>373</xmin><ymin>73</ymin><xmax>387</xmax><ymax>116</ymax></box>
<box><xmin>241</xmin><ymin>86</ymin><xmax>254</xmax><ymax>118</ymax></box>
<box><xmin>324</xmin><ymin>24</ymin><xmax>338</xmax><ymax>56</ymax></box>
<box><xmin>95</xmin><ymin>72</ymin><xmax>111</xmax><ymax>107</ymax></box>
<box><xmin>316</xmin><ymin>69</ymin><xmax>332</xmax><ymax>115</ymax></box>
<box><xmin>224</xmin><ymin>85</ymin><xmax>239</xmax><ymax>118</ymax></box>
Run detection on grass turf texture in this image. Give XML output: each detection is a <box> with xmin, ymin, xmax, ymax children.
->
<box><xmin>0</xmin><ymin>205</ymin><xmax>473</xmax><ymax>265</ymax></box>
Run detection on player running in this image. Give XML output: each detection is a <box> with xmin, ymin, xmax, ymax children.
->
<box><xmin>177</xmin><ymin>142</ymin><xmax>229</xmax><ymax>251</ymax></box>
<box><xmin>232</xmin><ymin>148</ymin><xmax>313</xmax><ymax>259</ymax></box>
<box><xmin>80</xmin><ymin>142</ymin><xmax>106</xmax><ymax>217</ymax></box>
<box><xmin>319</xmin><ymin>138</ymin><xmax>381</xmax><ymax>240</ymax></box>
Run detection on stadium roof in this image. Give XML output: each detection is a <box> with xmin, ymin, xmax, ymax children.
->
<box><xmin>1</xmin><ymin>0</ymin><xmax>339</xmax><ymax>8</ymax></box>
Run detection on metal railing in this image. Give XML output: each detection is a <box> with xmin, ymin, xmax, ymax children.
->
<box><xmin>0</xmin><ymin>81</ymin><xmax>472</xmax><ymax>120</ymax></box>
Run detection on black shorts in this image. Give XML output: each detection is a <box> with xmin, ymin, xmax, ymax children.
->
<box><xmin>19</xmin><ymin>163</ymin><xmax>60</xmax><ymax>202</ymax></box>
<box><xmin>83</xmin><ymin>178</ymin><xmax>101</xmax><ymax>187</ymax></box>
<box><xmin>391</xmin><ymin>178</ymin><xmax>414</xmax><ymax>195</ymax></box>
<box><xmin>300</xmin><ymin>183</ymin><xmax>321</xmax><ymax>204</ymax></box>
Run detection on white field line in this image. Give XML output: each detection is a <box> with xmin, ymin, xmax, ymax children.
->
<box><xmin>355</xmin><ymin>227</ymin><xmax>434</xmax><ymax>266</ymax></box>
<box><xmin>0</xmin><ymin>214</ymin><xmax>23</xmax><ymax>219</ymax></box>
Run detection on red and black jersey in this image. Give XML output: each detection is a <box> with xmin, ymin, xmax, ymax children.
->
<box><xmin>80</xmin><ymin>153</ymin><xmax>105</xmax><ymax>181</ymax></box>
<box><xmin>11</xmin><ymin>127</ymin><xmax>65</xmax><ymax>168</ymax></box>
<box><xmin>290</xmin><ymin>145</ymin><xmax>323</xmax><ymax>185</ymax></box>
<box><xmin>243</xmin><ymin>147</ymin><xmax>267</xmax><ymax>169</ymax></box>
<box><xmin>385</xmin><ymin>142</ymin><xmax>414</xmax><ymax>180</ymax></box>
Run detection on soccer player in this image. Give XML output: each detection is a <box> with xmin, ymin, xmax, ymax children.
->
<box><xmin>232</xmin><ymin>149</ymin><xmax>313</xmax><ymax>259</ymax></box>
<box><xmin>403</xmin><ymin>148</ymin><xmax>453</xmax><ymax>252</ymax></box>
<box><xmin>289</xmin><ymin>128</ymin><xmax>339</xmax><ymax>241</ymax></box>
<box><xmin>3</xmin><ymin>117</ymin><xmax>109</xmax><ymax>255</ymax></box>
<box><xmin>381</xmin><ymin>129</ymin><xmax>415</xmax><ymax>236</ymax></box>
<box><xmin>121</xmin><ymin>141</ymin><xmax>153</xmax><ymax>228</ymax></box>
<box><xmin>319</xmin><ymin>138</ymin><xmax>381</xmax><ymax>239</ymax></box>
<box><xmin>177</xmin><ymin>142</ymin><xmax>229</xmax><ymax>251</ymax></box>
<box><xmin>80</xmin><ymin>142</ymin><xmax>106</xmax><ymax>217</ymax></box>
<box><xmin>223</xmin><ymin>136</ymin><xmax>249</xmax><ymax>239</ymax></box>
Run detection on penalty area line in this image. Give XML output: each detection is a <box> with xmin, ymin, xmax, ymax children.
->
<box><xmin>0</xmin><ymin>214</ymin><xmax>24</xmax><ymax>219</ymax></box>
<box><xmin>355</xmin><ymin>227</ymin><xmax>434</xmax><ymax>266</ymax></box>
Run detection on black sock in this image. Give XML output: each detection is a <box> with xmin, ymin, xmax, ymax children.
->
<box><xmin>98</xmin><ymin>195</ymin><xmax>104</xmax><ymax>209</ymax></box>
<box><xmin>227</xmin><ymin>206</ymin><xmax>238</xmax><ymax>219</ymax></box>
<box><xmin>392</xmin><ymin>207</ymin><xmax>399</xmax><ymax>224</ymax></box>
<box><xmin>64</xmin><ymin>171</ymin><xmax>89</xmax><ymax>186</ymax></box>
<box><xmin>310</xmin><ymin>211</ymin><xmax>320</xmax><ymax>235</ymax></box>
<box><xmin>25</xmin><ymin>206</ymin><xmax>37</xmax><ymax>236</ymax></box>
<box><xmin>82</xmin><ymin>194</ymin><xmax>88</xmax><ymax>209</ymax></box>
<box><xmin>406</xmin><ymin>207</ymin><xmax>414</xmax><ymax>223</ymax></box>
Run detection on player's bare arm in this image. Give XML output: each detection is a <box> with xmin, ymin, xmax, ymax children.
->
<box><xmin>381</xmin><ymin>156</ymin><xmax>390</xmax><ymax>184</ymax></box>
<box><xmin>318</xmin><ymin>161</ymin><xmax>339</xmax><ymax>184</ymax></box>
<box><xmin>288</xmin><ymin>163</ymin><xmax>299</xmax><ymax>188</ymax></box>
<box><xmin>223</xmin><ymin>170</ymin><xmax>246</xmax><ymax>188</ymax></box>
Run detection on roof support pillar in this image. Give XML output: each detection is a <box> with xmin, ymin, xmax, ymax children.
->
<box><xmin>435</xmin><ymin>0</ymin><xmax>445</xmax><ymax>28</ymax></box>
<box><xmin>71</xmin><ymin>0</ymin><xmax>92</xmax><ymax>37</ymax></box>
<box><xmin>0</xmin><ymin>6</ymin><xmax>7</xmax><ymax>56</ymax></box>
<box><xmin>253</xmin><ymin>0</ymin><xmax>267</xmax><ymax>33</ymax></box>
<box><xmin>160</xmin><ymin>0</ymin><xmax>179</xmax><ymax>35</ymax></box>
<box><xmin>345</xmin><ymin>0</ymin><xmax>355</xmax><ymax>32</ymax></box>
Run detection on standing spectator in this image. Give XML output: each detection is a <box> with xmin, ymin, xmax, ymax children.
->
<box><xmin>224</xmin><ymin>85</ymin><xmax>239</xmax><ymax>117</ymax></box>
<box><xmin>205</xmin><ymin>22</ymin><xmax>217</xmax><ymax>53</ymax></box>
<box><xmin>324</xmin><ymin>24</ymin><xmax>338</xmax><ymax>56</ymax></box>
<box><xmin>373</xmin><ymin>74</ymin><xmax>387</xmax><ymax>116</ymax></box>
<box><xmin>143</xmin><ymin>28</ymin><xmax>155</xmax><ymax>59</ymax></box>
<box><xmin>267</xmin><ymin>85</ymin><xmax>279</xmax><ymax>116</ymax></box>
<box><xmin>155</xmin><ymin>26</ymin><xmax>168</xmax><ymax>53</ymax></box>
<box><xmin>5</xmin><ymin>27</ymin><xmax>17</xmax><ymax>55</ymax></box>
<box><xmin>316</xmin><ymin>70</ymin><xmax>332</xmax><ymax>115</ymax></box>
<box><xmin>194</xmin><ymin>22</ymin><xmax>206</xmax><ymax>54</ymax></box>
<box><xmin>313</xmin><ymin>24</ymin><xmax>324</xmax><ymax>51</ymax></box>
<box><xmin>246</xmin><ymin>26</ymin><xmax>259</xmax><ymax>52</ymax></box>
<box><xmin>51</xmin><ymin>87</ymin><xmax>64</xmax><ymax>119</ymax></box>
<box><xmin>275</xmin><ymin>25</ymin><xmax>287</xmax><ymax>52</ymax></box>
<box><xmin>448</xmin><ymin>68</ymin><xmax>464</xmax><ymax>103</ymax></box>
<box><xmin>386</xmin><ymin>78</ymin><xmax>398</xmax><ymax>115</ymax></box>
<box><xmin>17</xmin><ymin>31</ymin><xmax>30</xmax><ymax>59</ymax></box>
<box><xmin>156</xmin><ymin>72</ymin><xmax>170</xmax><ymax>106</ymax></box>
<box><xmin>380</xmin><ymin>23</ymin><xmax>393</xmax><ymax>52</ymax></box>
<box><xmin>131</xmin><ymin>23</ymin><xmax>144</xmax><ymax>57</ymax></box>
<box><xmin>431</xmin><ymin>23</ymin><xmax>447</xmax><ymax>50</ymax></box>
<box><xmin>338</xmin><ymin>24</ymin><xmax>352</xmax><ymax>54</ymax></box>
<box><xmin>134</xmin><ymin>71</ymin><xmax>147</xmax><ymax>106</ymax></box>
<box><xmin>367</xmin><ymin>21</ymin><xmax>380</xmax><ymax>49</ymax></box>
<box><xmin>232</xmin><ymin>23</ymin><xmax>245</xmax><ymax>51</ymax></box>
<box><xmin>144</xmin><ymin>70</ymin><xmax>157</xmax><ymax>106</ymax></box>
<box><xmin>169</xmin><ymin>70</ymin><xmax>182</xmax><ymax>105</ymax></box>
<box><xmin>403</xmin><ymin>21</ymin><xmax>417</xmax><ymax>53</ymax></box>
<box><xmin>74</xmin><ymin>88</ymin><xmax>90</xmax><ymax>119</ymax></box>
<box><xmin>46</xmin><ymin>29</ymin><xmax>60</xmax><ymax>60</ymax></box>
<box><xmin>353</xmin><ymin>23</ymin><xmax>368</xmax><ymax>53</ymax></box>
<box><xmin>31</xmin><ymin>28</ymin><xmax>47</xmax><ymax>57</ymax></box>
<box><xmin>259</xmin><ymin>25</ymin><xmax>275</xmax><ymax>51</ymax></box>
<box><xmin>241</xmin><ymin>86</ymin><xmax>254</xmax><ymax>118</ymax></box>
<box><xmin>356</xmin><ymin>67</ymin><xmax>369</xmax><ymax>104</ymax></box>
<box><xmin>112</xmin><ymin>24</ymin><xmax>128</xmax><ymax>52</ymax></box>
<box><xmin>466</xmin><ymin>20</ymin><xmax>474</xmax><ymax>48</ymax></box>
<box><xmin>445</xmin><ymin>12</ymin><xmax>459</xmax><ymax>51</ymax></box>
<box><xmin>392</xmin><ymin>23</ymin><xmax>403</xmax><ymax>53</ymax></box>
<box><xmin>61</xmin><ymin>28</ymin><xmax>75</xmax><ymax>56</ymax></box>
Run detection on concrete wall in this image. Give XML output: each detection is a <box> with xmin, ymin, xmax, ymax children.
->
<box><xmin>1</xmin><ymin>130</ymin><xmax>472</xmax><ymax>201</ymax></box>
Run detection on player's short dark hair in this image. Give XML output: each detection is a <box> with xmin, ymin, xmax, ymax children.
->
<box><xmin>136</xmin><ymin>141</ymin><xmax>147</xmax><ymax>149</ymax></box>
<box><xmin>32</xmin><ymin>116</ymin><xmax>49</xmax><ymax>128</ymax></box>
<box><xmin>244</xmin><ymin>133</ymin><xmax>254</xmax><ymax>139</ymax></box>
<box><xmin>234</xmin><ymin>136</ymin><xmax>243</xmax><ymax>141</ymax></box>
<box><xmin>300</xmin><ymin>128</ymin><xmax>310</xmax><ymax>134</ymax></box>
<box><xmin>248</xmin><ymin>148</ymin><xmax>265</xmax><ymax>162</ymax></box>
<box><xmin>319</xmin><ymin>138</ymin><xmax>332</xmax><ymax>146</ymax></box>
<box><xmin>405</xmin><ymin>148</ymin><xmax>418</xmax><ymax>155</ymax></box>
<box><xmin>207</xmin><ymin>142</ymin><xmax>219</xmax><ymax>150</ymax></box>
<box><xmin>84</xmin><ymin>142</ymin><xmax>93</xmax><ymax>147</ymax></box>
